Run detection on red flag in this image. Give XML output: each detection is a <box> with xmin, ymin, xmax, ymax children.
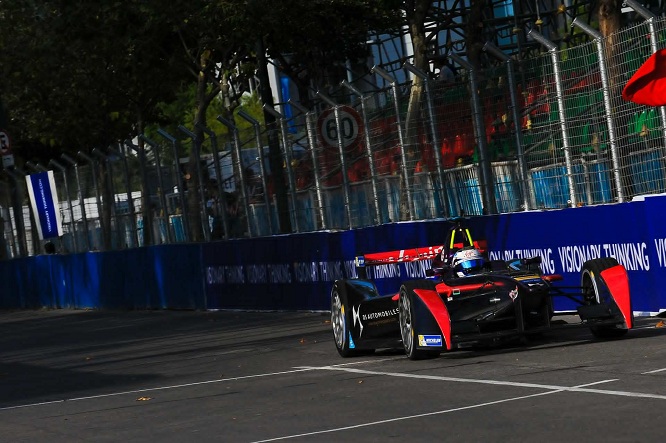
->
<box><xmin>622</xmin><ymin>48</ymin><xmax>666</xmax><ymax>107</ymax></box>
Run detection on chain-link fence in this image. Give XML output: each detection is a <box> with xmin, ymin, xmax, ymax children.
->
<box><xmin>3</xmin><ymin>16</ymin><xmax>666</xmax><ymax>258</ymax></box>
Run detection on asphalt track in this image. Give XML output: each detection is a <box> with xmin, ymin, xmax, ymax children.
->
<box><xmin>2</xmin><ymin>310</ymin><xmax>666</xmax><ymax>442</ymax></box>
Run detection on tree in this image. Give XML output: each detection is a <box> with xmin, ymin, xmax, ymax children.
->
<box><xmin>146</xmin><ymin>1</ymin><xmax>253</xmax><ymax>241</ymax></box>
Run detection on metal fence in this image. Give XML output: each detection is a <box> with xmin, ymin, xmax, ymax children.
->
<box><xmin>2</xmin><ymin>14</ymin><xmax>666</xmax><ymax>257</ymax></box>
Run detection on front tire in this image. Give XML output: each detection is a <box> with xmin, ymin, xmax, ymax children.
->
<box><xmin>581</xmin><ymin>258</ymin><xmax>628</xmax><ymax>339</ymax></box>
<box><xmin>399</xmin><ymin>280</ymin><xmax>441</xmax><ymax>360</ymax></box>
<box><xmin>331</xmin><ymin>283</ymin><xmax>363</xmax><ymax>357</ymax></box>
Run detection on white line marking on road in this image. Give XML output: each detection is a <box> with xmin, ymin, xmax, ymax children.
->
<box><xmin>250</xmin><ymin>378</ymin><xmax>620</xmax><ymax>442</ymax></box>
<box><xmin>0</xmin><ymin>368</ymin><xmax>317</xmax><ymax>411</ymax></box>
<box><xmin>307</xmin><ymin>366</ymin><xmax>666</xmax><ymax>399</ymax></box>
<box><xmin>0</xmin><ymin>358</ymin><xmax>398</xmax><ymax>412</ymax></box>
<box><xmin>642</xmin><ymin>367</ymin><xmax>666</xmax><ymax>374</ymax></box>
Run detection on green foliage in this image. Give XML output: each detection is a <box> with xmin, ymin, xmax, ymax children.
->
<box><xmin>0</xmin><ymin>0</ymin><xmax>188</xmax><ymax>161</ymax></box>
<box><xmin>255</xmin><ymin>0</ymin><xmax>402</xmax><ymax>92</ymax></box>
<box><xmin>0</xmin><ymin>0</ymin><xmax>402</xmax><ymax>165</ymax></box>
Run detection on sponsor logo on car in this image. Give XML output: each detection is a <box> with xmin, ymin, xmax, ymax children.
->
<box><xmin>362</xmin><ymin>308</ymin><xmax>399</xmax><ymax>321</ymax></box>
<box><xmin>509</xmin><ymin>286</ymin><xmax>519</xmax><ymax>301</ymax></box>
<box><xmin>354</xmin><ymin>306</ymin><xmax>400</xmax><ymax>336</ymax></box>
<box><xmin>352</xmin><ymin>305</ymin><xmax>364</xmax><ymax>336</ymax></box>
<box><xmin>418</xmin><ymin>335</ymin><xmax>442</xmax><ymax>346</ymax></box>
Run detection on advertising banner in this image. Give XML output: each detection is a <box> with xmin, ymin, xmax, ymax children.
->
<box><xmin>26</xmin><ymin>171</ymin><xmax>63</xmax><ymax>240</ymax></box>
<box><xmin>202</xmin><ymin>197</ymin><xmax>666</xmax><ymax>314</ymax></box>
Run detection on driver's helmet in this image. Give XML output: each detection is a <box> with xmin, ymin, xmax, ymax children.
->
<box><xmin>451</xmin><ymin>248</ymin><xmax>485</xmax><ymax>276</ymax></box>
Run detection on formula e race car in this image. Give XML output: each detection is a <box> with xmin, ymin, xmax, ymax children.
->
<box><xmin>330</xmin><ymin>221</ymin><xmax>633</xmax><ymax>359</ymax></box>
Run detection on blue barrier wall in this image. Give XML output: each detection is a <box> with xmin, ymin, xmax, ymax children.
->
<box><xmin>203</xmin><ymin>196</ymin><xmax>666</xmax><ymax>314</ymax></box>
<box><xmin>2</xmin><ymin>196</ymin><xmax>666</xmax><ymax>314</ymax></box>
<box><xmin>0</xmin><ymin>245</ymin><xmax>204</xmax><ymax>310</ymax></box>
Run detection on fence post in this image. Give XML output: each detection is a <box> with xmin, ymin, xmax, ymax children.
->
<box><xmin>263</xmin><ymin>105</ymin><xmax>299</xmax><ymax>233</ymax></box>
<box><xmin>178</xmin><ymin>125</ymin><xmax>211</xmax><ymax>242</ymax></box>
<box><xmin>157</xmin><ymin>129</ymin><xmax>190</xmax><ymax>242</ymax></box>
<box><xmin>92</xmin><ymin>148</ymin><xmax>114</xmax><ymax>202</ymax></box>
<box><xmin>237</xmin><ymin>110</ymin><xmax>274</xmax><ymax>235</ymax></box>
<box><xmin>217</xmin><ymin>115</ymin><xmax>255</xmax><ymax>238</ymax></box>
<box><xmin>1</xmin><ymin>175</ymin><xmax>17</xmax><ymax>258</ymax></box>
<box><xmin>93</xmin><ymin>148</ymin><xmax>117</xmax><ymax>249</ymax></box>
<box><xmin>316</xmin><ymin>91</ymin><xmax>354</xmax><ymax>229</ymax></box>
<box><xmin>140</xmin><ymin>135</ymin><xmax>173</xmax><ymax>243</ymax></box>
<box><xmin>15</xmin><ymin>166</ymin><xmax>42</xmax><ymax>255</ymax></box>
<box><xmin>371</xmin><ymin>65</ymin><xmax>415</xmax><ymax>220</ymax></box>
<box><xmin>527</xmin><ymin>30</ymin><xmax>578</xmax><ymax>208</ymax></box>
<box><xmin>401</xmin><ymin>64</ymin><xmax>450</xmax><ymax>218</ymax></box>
<box><xmin>288</xmin><ymin>100</ymin><xmax>328</xmax><ymax>230</ymax></box>
<box><xmin>77</xmin><ymin>151</ymin><xmax>105</xmax><ymax>250</ymax></box>
<box><xmin>108</xmin><ymin>145</ymin><xmax>138</xmax><ymax>248</ymax></box>
<box><xmin>196</xmin><ymin>124</ymin><xmax>231</xmax><ymax>240</ymax></box>
<box><xmin>49</xmin><ymin>159</ymin><xmax>79</xmax><ymax>252</ymax></box>
<box><xmin>3</xmin><ymin>168</ymin><xmax>27</xmax><ymax>257</ymax></box>
<box><xmin>483</xmin><ymin>42</ymin><xmax>531</xmax><ymax>211</ymax></box>
<box><xmin>124</xmin><ymin>140</ymin><xmax>154</xmax><ymax>246</ymax></box>
<box><xmin>340</xmin><ymin>81</ymin><xmax>385</xmax><ymax>223</ymax></box>
<box><xmin>61</xmin><ymin>153</ymin><xmax>91</xmax><ymax>251</ymax></box>
<box><xmin>448</xmin><ymin>53</ymin><xmax>498</xmax><ymax>214</ymax></box>
<box><xmin>571</xmin><ymin>19</ymin><xmax>625</xmax><ymax>203</ymax></box>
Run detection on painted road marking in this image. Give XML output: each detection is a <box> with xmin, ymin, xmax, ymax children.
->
<box><xmin>304</xmin><ymin>366</ymin><xmax>666</xmax><ymax>399</ymax></box>
<box><xmin>250</xmin><ymin>378</ymin><xmax>619</xmax><ymax>443</ymax></box>
<box><xmin>642</xmin><ymin>367</ymin><xmax>666</xmax><ymax>374</ymax></box>
<box><xmin>0</xmin><ymin>359</ymin><xmax>388</xmax><ymax>412</ymax></box>
<box><xmin>0</xmin><ymin>367</ymin><xmax>318</xmax><ymax>411</ymax></box>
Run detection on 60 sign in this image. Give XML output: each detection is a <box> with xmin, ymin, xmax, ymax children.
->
<box><xmin>317</xmin><ymin>106</ymin><xmax>363</xmax><ymax>149</ymax></box>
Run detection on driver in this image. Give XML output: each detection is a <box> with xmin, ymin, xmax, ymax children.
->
<box><xmin>450</xmin><ymin>247</ymin><xmax>485</xmax><ymax>277</ymax></box>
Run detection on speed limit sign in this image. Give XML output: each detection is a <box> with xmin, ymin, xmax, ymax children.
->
<box><xmin>317</xmin><ymin>106</ymin><xmax>363</xmax><ymax>149</ymax></box>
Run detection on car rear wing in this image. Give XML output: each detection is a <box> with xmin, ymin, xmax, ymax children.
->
<box><xmin>354</xmin><ymin>235</ymin><xmax>488</xmax><ymax>279</ymax></box>
<box><xmin>354</xmin><ymin>246</ymin><xmax>443</xmax><ymax>280</ymax></box>
<box><xmin>355</xmin><ymin>246</ymin><xmax>445</xmax><ymax>268</ymax></box>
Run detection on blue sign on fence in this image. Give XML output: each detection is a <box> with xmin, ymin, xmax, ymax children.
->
<box><xmin>26</xmin><ymin>171</ymin><xmax>63</xmax><ymax>240</ymax></box>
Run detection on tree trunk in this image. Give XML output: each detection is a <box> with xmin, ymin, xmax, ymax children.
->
<box><xmin>465</xmin><ymin>0</ymin><xmax>485</xmax><ymax>71</ymax></box>
<box><xmin>135</xmin><ymin>115</ymin><xmax>153</xmax><ymax>247</ymax></box>
<box><xmin>187</xmin><ymin>69</ymin><xmax>208</xmax><ymax>242</ymax></box>
<box><xmin>402</xmin><ymin>0</ymin><xmax>430</xmax><ymax>221</ymax></box>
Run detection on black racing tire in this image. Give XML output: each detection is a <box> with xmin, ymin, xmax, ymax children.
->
<box><xmin>331</xmin><ymin>283</ymin><xmax>364</xmax><ymax>357</ymax></box>
<box><xmin>581</xmin><ymin>258</ymin><xmax>628</xmax><ymax>339</ymax></box>
<box><xmin>399</xmin><ymin>280</ymin><xmax>441</xmax><ymax>360</ymax></box>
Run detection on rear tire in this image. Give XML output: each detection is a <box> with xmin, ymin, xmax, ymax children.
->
<box><xmin>581</xmin><ymin>258</ymin><xmax>628</xmax><ymax>339</ymax></box>
<box><xmin>399</xmin><ymin>280</ymin><xmax>441</xmax><ymax>360</ymax></box>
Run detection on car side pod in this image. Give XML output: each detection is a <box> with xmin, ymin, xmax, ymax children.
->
<box><xmin>600</xmin><ymin>265</ymin><xmax>633</xmax><ymax>329</ymax></box>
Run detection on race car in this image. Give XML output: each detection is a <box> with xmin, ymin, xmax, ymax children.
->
<box><xmin>330</xmin><ymin>220</ymin><xmax>633</xmax><ymax>359</ymax></box>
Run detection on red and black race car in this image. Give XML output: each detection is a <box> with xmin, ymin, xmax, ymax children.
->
<box><xmin>330</xmin><ymin>220</ymin><xmax>633</xmax><ymax>359</ymax></box>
